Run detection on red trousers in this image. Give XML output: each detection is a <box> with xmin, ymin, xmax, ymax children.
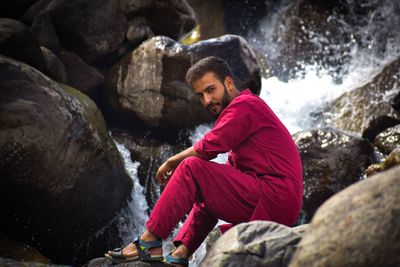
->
<box><xmin>146</xmin><ymin>157</ymin><xmax>301</xmax><ymax>253</ymax></box>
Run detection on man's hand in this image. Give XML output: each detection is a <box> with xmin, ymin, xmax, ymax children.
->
<box><xmin>155</xmin><ymin>146</ymin><xmax>201</xmax><ymax>185</ymax></box>
<box><xmin>156</xmin><ymin>161</ymin><xmax>174</xmax><ymax>184</ymax></box>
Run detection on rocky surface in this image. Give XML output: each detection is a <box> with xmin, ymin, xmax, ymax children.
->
<box><xmin>200</xmin><ymin>221</ymin><xmax>306</xmax><ymax>267</ymax></box>
<box><xmin>0</xmin><ymin>56</ymin><xmax>132</xmax><ymax>264</ymax></box>
<box><xmin>322</xmin><ymin>57</ymin><xmax>400</xmax><ymax>134</ymax></box>
<box><xmin>0</xmin><ymin>18</ymin><xmax>47</xmax><ymax>74</ymax></box>
<box><xmin>294</xmin><ymin>127</ymin><xmax>376</xmax><ymax>220</ymax></box>
<box><xmin>289</xmin><ymin>165</ymin><xmax>400</xmax><ymax>267</ymax></box>
<box><xmin>373</xmin><ymin>124</ymin><xmax>400</xmax><ymax>155</ymax></box>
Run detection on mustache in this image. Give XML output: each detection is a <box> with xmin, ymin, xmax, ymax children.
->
<box><xmin>207</xmin><ymin>101</ymin><xmax>220</xmax><ymax>111</ymax></box>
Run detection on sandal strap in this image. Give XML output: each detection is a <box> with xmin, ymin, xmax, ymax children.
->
<box><xmin>133</xmin><ymin>238</ymin><xmax>162</xmax><ymax>261</ymax></box>
<box><xmin>165</xmin><ymin>253</ymin><xmax>189</xmax><ymax>266</ymax></box>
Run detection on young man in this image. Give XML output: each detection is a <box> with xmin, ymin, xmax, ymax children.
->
<box><xmin>106</xmin><ymin>56</ymin><xmax>303</xmax><ymax>266</ymax></box>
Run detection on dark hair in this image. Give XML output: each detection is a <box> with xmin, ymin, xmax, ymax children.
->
<box><xmin>185</xmin><ymin>56</ymin><xmax>233</xmax><ymax>86</ymax></box>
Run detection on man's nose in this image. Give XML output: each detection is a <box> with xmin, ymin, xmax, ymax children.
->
<box><xmin>203</xmin><ymin>93</ymin><xmax>212</xmax><ymax>104</ymax></box>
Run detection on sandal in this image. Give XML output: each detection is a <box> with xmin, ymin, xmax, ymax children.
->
<box><xmin>165</xmin><ymin>252</ymin><xmax>189</xmax><ymax>267</ymax></box>
<box><xmin>105</xmin><ymin>237</ymin><xmax>163</xmax><ymax>263</ymax></box>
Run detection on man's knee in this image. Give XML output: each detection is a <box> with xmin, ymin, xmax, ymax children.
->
<box><xmin>181</xmin><ymin>156</ymin><xmax>206</xmax><ymax>169</ymax></box>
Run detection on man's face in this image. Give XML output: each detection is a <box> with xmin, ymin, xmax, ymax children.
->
<box><xmin>192</xmin><ymin>72</ymin><xmax>233</xmax><ymax>118</ymax></box>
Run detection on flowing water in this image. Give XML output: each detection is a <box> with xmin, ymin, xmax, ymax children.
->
<box><xmin>115</xmin><ymin>1</ymin><xmax>400</xmax><ymax>266</ymax></box>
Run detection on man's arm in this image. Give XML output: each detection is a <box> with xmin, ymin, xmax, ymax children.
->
<box><xmin>156</xmin><ymin>146</ymin><xmax>201</xmax><ymax>184</ymax></box>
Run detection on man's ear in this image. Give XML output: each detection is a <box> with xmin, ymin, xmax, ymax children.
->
<box><xmin>224</xmin><ymin>76</ymin><xmax>235</xmax><ymax>92</ymax></box>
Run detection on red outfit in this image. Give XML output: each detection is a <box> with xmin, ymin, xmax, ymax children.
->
<box><xmin>146</xmin><ymin>89</ymin><xmax>302</xmax><ymax>253</ymax></box>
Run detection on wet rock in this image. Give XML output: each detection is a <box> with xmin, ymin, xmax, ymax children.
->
<box><xmin>374</xmin><ymin>124</ymin><xmax>400</xmax><ymax>155</ymax></box>
<box><xmin>365</xmin><ymin>147</ymin><xmax>400</xmax><ymax>177</ymax></box>
<box><xmin>289</xmin><ymin>165</ymin><xmax>400</xmax><ymax>267</ymax></box>
<box><xmin>105</xmin><ymin>35</ymin><xmax>261</xmax><ymax>129</ymax></box>
<box><xmin>0</xmin><ymin>56</ymin><xmax>132</xmax><ymax>264</ymax></box>
<box><xmin>200</xmin><ymin>221</ymin><xmax>305</xmax><ymax>267</ymax></box>
<box><xmin>84</xmin><ymin>257</ymin><xmax>166</xmax><ymax>267</ymax></box>
<box><xmin>293</xmin><ymin>127</ymin><xmax>376</xmax><ymax>221</ymax></box>
<box><xmin>361</xmin><ymin>115</ymin><xmax>400</xmax><ymax>143</ymax></box>
<box><xmin>271</xmin><ymin>0</ymin><xmax>397</xmax><ymax>81</ymax></box>
<box><xmin>0</xmin><ymin>18</ymin><xmax>46</xmax><ymax>73</ymax></box>
<box><xmin>126</xmin><ymin>17</ymin><xmax>154</xmax><ymax>47</ymax></box>
<box><xmin>323</xmin><ymin>57</ymin><xmax>400</xmax><ymax>134</ymax></box>
<box><xmin>59</xmin><ymin>49</ymin><xmax>104</xmax><ymax>95</ymax></box>
<box><xmin>40</xmin><ymin>46</ymin><xmax>67</xmax><ymax>83</ymax></box>
<box><xmin>0</xmin><ymin>257</ymin><xmax>66</xmax><ymax>267</ymax></box>
<box><xmin>0</xmin><ymin>233</ymin><xmax>51</xmax><ymax>264</ymax></box>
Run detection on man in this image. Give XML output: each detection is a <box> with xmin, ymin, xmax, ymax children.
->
<box><xmin>106</xmin><ymin>56</ymin><xmax>303</xmax><ymax>266</ymax></box>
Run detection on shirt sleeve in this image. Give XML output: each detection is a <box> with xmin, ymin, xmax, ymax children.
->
<box><xmin>194</xmin><ymin>100</ymin><xmax>253</xmax><ymax>160</ymax></box>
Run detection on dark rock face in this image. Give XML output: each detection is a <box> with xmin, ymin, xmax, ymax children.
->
<box><xmin>294</xmin><ymin>127</ymin><xmax>376</xmax><ymax>220</ymax></box>
<box><xmin>30</xmin><ymin>12</ymin><xmax>61</xmax><ymax>54</ymax></box>
<box><xmin>144</xmin><ymin>0</ymin><xmax>196</xmax><ymax>40</ymax></box>
<box><xmin>105</xmin><ymin>35</ymin><xmax>261</xmax><ymax>129</ymax></box>
<box><xmin>0</xmin><ymin>0</ymin><xmax>37</xmax><ymax>19</ymax></box>
<box><xmin>45</xmin><ymin>0</ymin><xmax>128</xmax><ymax>64</ymax></box>
<box><xmin>322</xmin><ymin>57</ymin><xmax>400</xmax><ymax>134</ymax></box>
<box><xmin>40</xmin><ymin>46</ymin><xmax>67</xmax><ymax>83</ymax></box>
<box><xmin>200</xmin><ymin>221</ymin><xmax>305</xmax><ymax>267</ymax></box>
<box><xmin>84</xmin><ymin>257</ymin><xmax>166</xmax><ymax>267</ymax></box>
<box><xmin>0</xmin><ymin>18</ymin><xmax>46</xmax><ymax>74</ymax></box>
<box><xmin>0</xmin><ymin>56</ymin><xmax>132</xmax><ymax>264</ymax></box>
<box><xmin>289</xmin><ymin>165</ymin><xmax>400</xmax><ymax>267</ymax></box>
<box><xmin>59</xmin><ymin>50</ymin><xmax>105</xmax><ymax>95</ymax></box>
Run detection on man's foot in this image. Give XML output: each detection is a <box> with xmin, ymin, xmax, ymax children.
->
<box><xmin>105</xmin><ymin>231</ymin><xmax>163</xmax><ymax>262</ymax></box>
<box><xmin>165</xmin><ymin>244</ymin><xmax>190</xmax><ymax>267</ymax></box>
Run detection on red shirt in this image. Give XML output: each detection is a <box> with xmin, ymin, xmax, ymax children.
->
<box><xmin>194</xmin><ymin>89</ymin><xmax>302</xmax><ymax>194</ymax></box>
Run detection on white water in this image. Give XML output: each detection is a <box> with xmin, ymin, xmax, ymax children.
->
<box><xmin>114</xmin><ymin>141</ymin><xmax>149</xmax><ymax>244</ymax></box>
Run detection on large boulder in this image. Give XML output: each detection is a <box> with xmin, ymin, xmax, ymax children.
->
<box><xmin>200</xmin><ymin>221</ymin><xmax>306</xmax><ymax>267</ymax></box>
<box><xmin>44</xmin><ymin>0</ymin><xmax>128</xmax><ymax>64</ymax></box>
<box><xmin>0</xmin><ymin>18</ymin><xmax>47</xmax><ymax>74</ymax></box>
<box><xmin>0</xmin><ymin>56</ymin><xmax>132</xmax><ymax>264</ymax></box>
<box><xmin>289</xmin><ymin>165</ymin><xmax>400</xmax><ymax>267</ymax></box>
<box><xmin>105</xmin><ymin>35</ymin><xmax>261</xmax><ymax>129</ymax></box>
<box><xmin>322</xmin><ymin>57</ymin><xmax>400</xmax><ymax>134</ymax></box>
<box><xmin>294</xmin><ymin>127</ymin><xmax>376</xmax><ymax>221</ymax></box>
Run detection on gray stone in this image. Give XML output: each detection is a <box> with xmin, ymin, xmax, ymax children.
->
<box><xmin>294</xmin><ymin>127</ymin><xmax>376</xmax><ymax>221</ymax></box>
<box><xmin>200</xmin><ymin>221</ymin><xmax>304</xmax><ymax>267</ymax></box>
<box><xmin>374</xmin><ymin>124</ymin><xmax>400</xmax><ymax>155</ymax></box>
<box><xmin>289</xmin><ymin>165</ymin><xmax>400</xmax><ymax>267</ymax></box>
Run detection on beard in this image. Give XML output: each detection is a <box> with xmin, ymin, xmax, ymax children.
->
<box><xmin>207</xmin><ymin>86</ymin><xmax>232</xmax><ymax>118</ymax></box>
